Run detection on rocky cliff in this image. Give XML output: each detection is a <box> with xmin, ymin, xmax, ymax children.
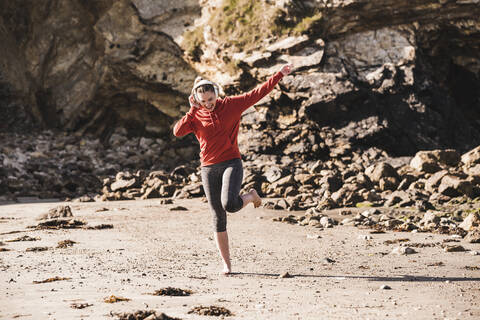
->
<box><xmin>184</xmin><ymin>0</ymin><xmax>480</xmax><ymax>156</ymax></box>
<box><xmin>1</xmin><ymin>0</ymin><xmax>479</xmax><ymax>202</ymax></box>
<box><xmin>0</xmin><ymin>0</ymin><xmax>199</xmax><ymax>138</ymax></box>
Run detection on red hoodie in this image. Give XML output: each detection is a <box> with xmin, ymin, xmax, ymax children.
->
<box><xmin>173</xmin><ymin>71</ymin><xmax>284</xmax><ymax>166</ymax></box>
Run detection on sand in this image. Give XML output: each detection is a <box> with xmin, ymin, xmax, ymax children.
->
<box><xmin>1</xmin><ymin>199</ymin><xmax>479</xmax><ymax>319</ymax></box>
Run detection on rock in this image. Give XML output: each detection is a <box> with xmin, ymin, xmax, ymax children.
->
<box><xmin>379</xmin><ymin>176</ymin><xmax>399</xmax><ymax>191</ymax></box>
<box><xmin>380</xmin><ymin>285</ymin><xmax>392</xmax><ymax>290</ymax></box>
<box><xmin>438</xmin><ymin>175</ymin><xmax>473</xmax><ymax>198</ymax></box>
<box><xmin>319</xmin><ymin>174</ymin><xmax>343</xmax><ymax>192</ymax></box>
<box><xmin>443</xmin><ymin>245</ymin><xmax>465</xmax><ymax>252</ymax></box>
<box><xmin>461</xmin><ymin>146</ymin><xmax>480</xmax><ymax>167</ymax></box>
<box><xmin>2</xmin><ymin>0</ymin><xmax>480</xmax><ymax>213</ymax></box>
<box><xmin>425</xmin><ymin>170</ymin><xmax>448</xmax><ymax>193</ymax></box>
<box><xmin>111</xmin><ymin>177</ymin><xmax>138</xmax><ymax>192</ymax></box>
<box><xmin>72</xmin><ymin>195</ymin><xmax>94</xmax><ymax>202</ymax></box>
<box><xmin>384</xmin><ymin>191</ymin><xmax>412</xmax><ymax>207</ymax></box>
<box><xmin>341</xmin><ymin>218</ymin><xmax>356</xmax><ymax>226</ymax></box>
<box><xmin>361</xmin><ymin>208</ymin><xmax>381</xmax><ymax>217</ymax></box>
<box><xmin>410</xmin><ymin>152</ymin><xmax>441</xmax><ymax>173</ymax></box>
<box><xmin>391</xmin><ymin>246</ymin><xmax>416</xmax><ymax>255</ymax></box>
<box><xmin>37</xmin><ymin>205</ymin><xmax>73</xmax><ymax>220</ymax></box>
<box><xmin>358</xmin><ymin>235</ymin><xmax>373</xmax><ymax>240</ymax></box>
<box><xmin>410</xmin><ymin>150</ymin><xmax>460</xmax><ymax>173</ymax></box>
<box><xmin>319</xmin><ymin>216</ymin><xmax>335</xmax><ymax>228</ymax></box>
<box><xmin>2</xmin><ymin>1</ymin><xmax>197</xmax><ymax>137</ymax></box>
<box><xmin>266</xmin><ymin>35</ymin><xmax>309</xmax><ymax>54</ymax></box>
<box><xmin>323</xmin><ymin>257</ymin><xmax>336</xmax><ymax>263</ymax></box>
<box><xmin>181</xmin><ymin>182</ymin><xmax>203</xmax><ymax>197</ymax></box>
<box><xmin>434</xmin><ymin>149</ymin><xmax>461</xmax><ymax>166</ymax></box>
<box><xmin>420</xmin><ymin>211</ymin><xmax>440</xmax><ymax>226</ymax></box>
<box><xmin>429</xmin><ymin>192</ymin><xmax>452</xmax><ymax>204</ymax></box>
<box><xmin>465</xmin><ymin>164</ymin><xmax>480</xmax><ymax>177</ymax></box>
<box><xmin>279</xmin><ymin>272</ymin><xmax>293</xmax><ymax>279</ymax></box>
<box><xmin>235</xmin><ymin>51</ymin><xmax>273</xmax><ymax>67</ymax></box>
<box><xmin>365</xmin><ymin>162</ymin><xmax>398</xmax><ymax>183</ymax></box>
<box><xmin>169</xmin><ymin>206</ymin><xmax>188</xmax><ymax>211</ymax></box>
<box><xmin>415</xmin><ymin>200</ymin><xmax>435</xmax><ymax>212</ymax></box>
<box><xmin>459</xmin><ymin>212</ymin><xmax>480</xmax><ymax>231</ymax></box>
<box><xmin>275</xmin><ymin>199</ymin><xmax>292</xmax><ymax>211</ymax></box>
<box><xmin>265</xmin><ymin>166</ymin><xmax>283</xmax><ymax>183</ymax></box>
<box><xmin>464</xmin><ymin>228</ymin><xmax>480</xmax><ymax>243</ymax></box>
<box><xmin>275</xmin><ymin>39</ymin><xmax>325</xmax><ymax>71</ymax></box>
<box><xmin>397</xmin><ymin>174</ymin><xmax>416</xmax><ymax>190</ymax></box>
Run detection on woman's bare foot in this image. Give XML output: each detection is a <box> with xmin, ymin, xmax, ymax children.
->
<box><xmin>241</xmin><ymin>189</ymin><xmax>262</xmax><ymax>208</ymax></box>
<box><xmin>221</xmin><ymin>263</ymin><xmax>232</xmax><ymax>275</ymax></box>
<box><xmin>250</xmin><ymin>189</ymin><xmax>262</xmax><ymax>208</ymax></box>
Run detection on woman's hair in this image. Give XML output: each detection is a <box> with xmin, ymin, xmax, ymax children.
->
<box><xmin>194</xmin><ymin>76</ymin><xmax>216</xmax><ymax>94</ymax></box>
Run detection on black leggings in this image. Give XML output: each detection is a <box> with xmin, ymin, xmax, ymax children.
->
<box><xmin>201</xmin><ymin>158</ymin><xmax>244</xmax><ymax>232</ymax></box>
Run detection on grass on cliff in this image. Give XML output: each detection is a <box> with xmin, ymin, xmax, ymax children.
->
<box><xmin>182</xmin><ymin>0</ymin><xmax>324</xmax><ymax>62</ymax></box>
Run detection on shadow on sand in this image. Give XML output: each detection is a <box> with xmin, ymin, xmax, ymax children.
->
<box><xmin>228</xmin><ymin>272</ymin><xmax>480</xmax><ymax>282</ymax></box>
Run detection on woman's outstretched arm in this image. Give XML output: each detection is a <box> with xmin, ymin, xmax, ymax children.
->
<box><xmin>227</xmin><ymin>64</ymin><xmax>293</xmax><ymax>114</ymax></box>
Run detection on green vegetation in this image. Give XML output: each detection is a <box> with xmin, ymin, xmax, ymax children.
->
<box><xmin>355</xmin><ymin>201</ymin><xmax>374</xmax><ymax>208</ymax></box>
<box><xmin>293</xmin><ymin>12</ymin><xmax>323</xmax><ymax>35</ymax></box>
<box><xmin>462</xmin><ymin>207</ymin><xmax>480</xmax><ymax>217</ymax></box>
<box><xmin>210</xmin><ymin>0</ymin><xmax>281</xmax><ymax>51</ymax></box>
<box><xmin>182</xmin><ymin>26</ymin><xmax>204</xmax><ymax>62</ymax></box>
<box><xmin>182</xmin><ymin>0</ymin><xmax>325</xmax><ymax>61</ymax></box>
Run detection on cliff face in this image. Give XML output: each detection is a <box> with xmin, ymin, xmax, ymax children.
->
<box><xmin>185</xmin><ymin>0</ymin><xmax>480</xmax><ymax>156</ymax></box>
<box><xmin>0</xmin><ymin>0</ymin><xmax>479</xmax><ymax>153</ymax></box>
<box><xmin>0</xmin><ymin>0</ymin><xmax>199</xmax><ymax>138</ymax></box>
<box><xmin>1</xmin><ymin>0</ymin><xmax>480</xmax><ymax>202</ymax></box>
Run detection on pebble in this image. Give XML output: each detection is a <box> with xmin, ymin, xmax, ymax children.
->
<box><xmin>391</xmin><ymin>246</ymin><xmax>416</xmax><ymax>255</ymax></box>
<box><xmin>443</xmin><ymin>245</ymin><xmax>465</xmax><ymax>252</ymax></box>
<box><xmin>358</xmin><ymin>235</ymin><xmax>373</xmax><ymax>240</ymax></box>
<box><xmin>380</xmin><ymin>285</ymin><xmax>392</xmax><ymax>290</ymax></box>
<box><xmin>449</xmin><ymin>234</ymin><xmax>462</xmax><ymax>239</ymax></box>
<box><xmin>470</xmin><ymin>251</ymin><xmax>479</xmax><ymax>256</ymax></box>
<box><xmin>169</xmin><ymin>206</ymin><xmax>188</xmax><ymax>211</ymax></box>
<box><xmin>279</xmin><ymin>272</ymin><xmax>293</xmax><ymax>279</ymax></box>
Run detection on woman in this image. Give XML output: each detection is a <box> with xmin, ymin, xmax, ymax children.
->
<box><xmin>173</xmin><ymin>64</ymin><xmax>293</xmax><ymax>274</ymax></box>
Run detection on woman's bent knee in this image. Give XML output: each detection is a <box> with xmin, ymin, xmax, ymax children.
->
<box><xmin>222</xmin><ymin>197</ymin><xmax>243</xmax><ymax>213</ymax></box>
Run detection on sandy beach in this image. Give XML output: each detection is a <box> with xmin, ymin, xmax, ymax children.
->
<box><xmin>1</xmin><ymin>199</ymin><xmax>479</xmax><ymax>319</ymax></box>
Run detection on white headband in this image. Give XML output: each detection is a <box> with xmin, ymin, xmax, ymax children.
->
<box><xmin>193</xmin><ymin>79</ymin><xmax>219</xmax><ymax>101</ymax></box>
<box><xmin>193</xmin><ymin>79</ymin><xmax>217</xmax><ymax>90</ymax></box>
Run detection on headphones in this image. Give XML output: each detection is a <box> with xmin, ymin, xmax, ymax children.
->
<box><xmin>192</xmin><ymin>79</ymin><xmax>219</xmax><ymax>103</ymax></box>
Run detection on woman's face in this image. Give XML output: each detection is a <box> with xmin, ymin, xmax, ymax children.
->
<box><xmin>196</xmin><ymin>91</ymin><xmax>216</xmax><ymax>111</ymax></box>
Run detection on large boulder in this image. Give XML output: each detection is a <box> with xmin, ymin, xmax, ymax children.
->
<box><xmin>459</xmin><ymin>212</ymin><xmax>480</xmax><ymax>231</ymax></box>
<box><xmin>464</xmin><ymin>228</ymin><xmax>480</xmax><ymax>243</ymax></box>
<box><xmin>461</xmin><ymin>146</ymin><xmax>480</xmax><ymax>167</ymax></box>
<box><xmin>365</xmin><ymin>162</ymin><xmax>399</xmax><ymax>191</ymax></box>
<box><xmin>425</xmin><ymin>170</ymin><xmax>448</xmax><ymax>193</ymax></box>
<box><xmin>438</xmin><ymin>175</ymin><xmax>473</xmax><ymax>198</ymax></box>
<box><xmin>365</xmin><ymin>162</ymin><xmax>399</xmax><ymax>182</ymax></box>
<box><xmin>410</xmin><ymin>150</ymin><xmax>460</xmax><ymax>174</ymax></box>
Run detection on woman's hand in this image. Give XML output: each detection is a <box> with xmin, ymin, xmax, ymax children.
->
<box><xmin>189</xmin><ymin>94</ymin><xmax>200</xmax><ymax>108</ymax></box>
<box><xmin>280</xmin><ymin>64</ymin><xmax>293</xmax><ymax>76</ymax></box>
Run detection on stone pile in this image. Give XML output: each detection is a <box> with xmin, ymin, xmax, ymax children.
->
<box><xmin>2</xmin><ymin>124</ymin><xmax>479</xmax><ymax>214</ymax></box>
<box><xmin>274</xmin><ymin>206</ymin><xmax>480</xmax><ymax>241</ymax></box>
<box><xmin>97</xmin><ymin>165</ymin><xmax>202</xmax><ymax>201</ymax></box>
<box><xmin>0</xmin><ymin>129</ymin><xmax>196</xmax><ymax>202</ymax></box>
